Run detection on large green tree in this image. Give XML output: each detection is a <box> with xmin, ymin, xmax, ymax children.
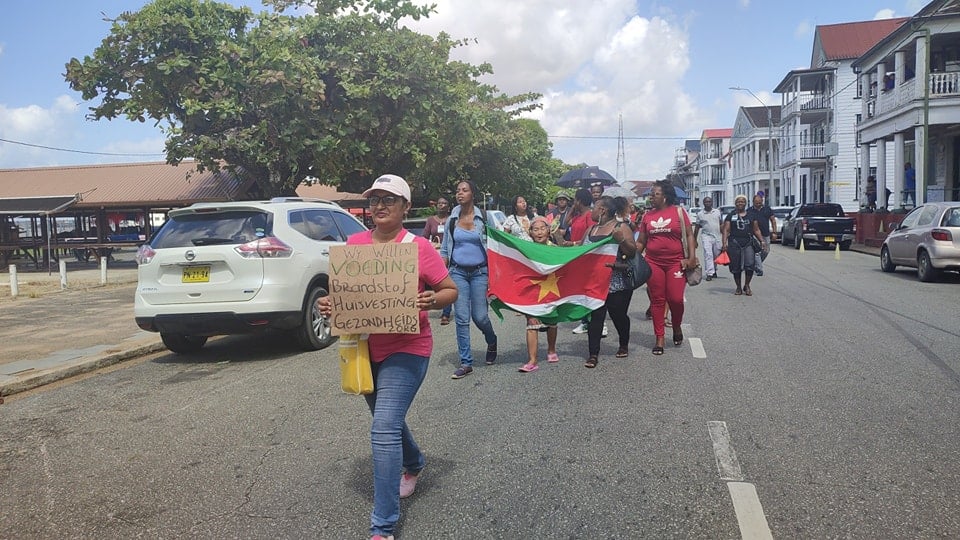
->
<box><xmin>65</xmin><ymin>0</ymin><xmax>542</xmax><ymax>198</ymax></box>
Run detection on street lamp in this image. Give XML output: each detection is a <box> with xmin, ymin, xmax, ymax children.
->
<box><xmin>730</xmin><ymin>86</ymin><xmax>775</xmax><ymax>204</ymax></box>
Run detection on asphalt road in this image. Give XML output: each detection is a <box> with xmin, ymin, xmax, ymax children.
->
<box><xmin>2</xmin><ymin>244</ymin><xmax>959</xmax><ymax>539</ymax></box>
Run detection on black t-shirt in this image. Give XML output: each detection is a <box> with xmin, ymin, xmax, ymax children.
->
<box><xmin>746</xmin><ymin>206</ymin><xmax>774</xmax><ymax>236</ymax></box>
<box><xmin>724</xmin><ymin>211</ymin><xmax>758</xmax><ymax>246</ymax></box>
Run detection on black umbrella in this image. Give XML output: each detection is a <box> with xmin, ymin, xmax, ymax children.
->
<box><xmin>556</xmin><ymin>166</ymin><xmax>617</xmax><ymax>188</ymax></box>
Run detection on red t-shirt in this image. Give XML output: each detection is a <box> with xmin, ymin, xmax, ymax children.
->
<box><xmin>346</xmin><ymin>229</ymin><xmax>449</xmax><ymax>363</ymax></box>
<box><xmin>641</xmin><ymin>206</ymin><xmax>690</xmax><ymax>265</ymax></box>
<box><xmin>567</xmin><ymin>211</ymin><xmax>595</xmax><ymax>243</ymax></box>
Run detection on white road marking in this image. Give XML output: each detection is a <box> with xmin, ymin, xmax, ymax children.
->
<box><xmin>707</xmin><ymin>421</ymin><xmax>744</xmax><ymax>480</ymax></box>
<box><xmin>708</xmin><ymin>421</ymin><xmax>774</xmax><ymax>539</ymax></box>
<box><xmin>728</xmin><ymin>482</ymin><xmax>774</xmax><ymax>540</ymax></box>
<box><xmin>690</xmin><ymin>337</ymin><xmax>706</xmax><ymax>358</ymax></box>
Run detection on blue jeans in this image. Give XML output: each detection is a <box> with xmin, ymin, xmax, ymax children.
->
<box><xmin>449</xmin><ymin>265</ymin><xmax>498</xmax><ymax>366</ymax></box>
<box><xmin>364</xmin><ymin>352</ymin><xmax>429</xmax><ymax>537</ymax></box>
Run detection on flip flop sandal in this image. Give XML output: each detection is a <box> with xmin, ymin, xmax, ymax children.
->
<box><xmin>584</xmin><ymin>356</ymin><xmax>598</xmax><ymax>368</ymax></box>
<box><xmin>518</xmin><ymin>363</ymin><xmax>539</xmax><ymax>373</ymax></box>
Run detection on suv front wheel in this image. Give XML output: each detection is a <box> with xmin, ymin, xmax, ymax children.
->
<box><xmin>295</xmin><ymin>286</ymin><xmax>336</xmax><ymax>350</ymax></box>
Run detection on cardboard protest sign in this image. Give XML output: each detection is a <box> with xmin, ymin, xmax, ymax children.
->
<box><xmin>328</xmin><ymin>243</ymin><xmax>420</xmax><ymax>335</ymax></box>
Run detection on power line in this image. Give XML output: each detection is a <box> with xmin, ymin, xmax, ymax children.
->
<box><xmin>549</xmin><ymin>134</ymin><xmax>694</xmax><ymax>140</ymax></box>
<box><xmin>0</xmin><ymin>137</ymin><xmax>165</xmax><ymax>157</ymax></box>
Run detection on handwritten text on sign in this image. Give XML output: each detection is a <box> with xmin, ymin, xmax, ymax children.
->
<box><xmin>328</xmin><ymin>243</ymin><xmax>420</xmax><ymax>335</ymax></box>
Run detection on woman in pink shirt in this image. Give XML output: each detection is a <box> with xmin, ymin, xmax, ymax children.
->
<box><xmin>317</xmin><ymin>174</ymin><xmax>457</xmax><ymax>540</ymax></box>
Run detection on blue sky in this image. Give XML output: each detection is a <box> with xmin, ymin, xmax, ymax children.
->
<box><xmin>0</xmin><ymin>0</ymin><xmax>927</xmax><ymax>182</ymax></box>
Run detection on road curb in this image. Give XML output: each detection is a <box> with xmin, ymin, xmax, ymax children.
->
<box><xmin>0</xmin><ymin>339</ymin><xmax>165</xmax><ymax>398</ymax></box>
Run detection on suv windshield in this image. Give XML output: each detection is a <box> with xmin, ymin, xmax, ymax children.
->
<box><xmin>151</xmin><ymin>211</ymin><xmax>272</xmax><ymax>248</ymax></box>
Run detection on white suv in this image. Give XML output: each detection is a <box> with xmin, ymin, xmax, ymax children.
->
<box><xmin>134</xmin><ymin>198</ymin><xmax>366</xmax><ymax>354</ymax></box>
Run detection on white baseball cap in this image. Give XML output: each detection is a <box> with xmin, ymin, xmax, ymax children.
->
<box><xmin>362</xmin><ymin>174</ymin><xmax>411</xmax><ymax>201</ymax></box>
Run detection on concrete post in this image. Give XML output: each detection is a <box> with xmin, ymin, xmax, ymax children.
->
<box><xmin>9</xmin><ymin>264</ymin><xmax>18</xmax><ymax>298</ymax></box>
<box><xmin>59</xmin><ymin>259</ymin><xmax>67</xmax><ymax>290</ymax></box>
<box><xmin>100</xmin><ymin>257</ymin><xmax>108</xmax><ymax>285</ymax></box>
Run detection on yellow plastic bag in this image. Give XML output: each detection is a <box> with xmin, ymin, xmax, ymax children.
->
<box><xmin>338</xmin><ymin>334</ymin><xmax>373</xmax><ymax>395</ymax></box>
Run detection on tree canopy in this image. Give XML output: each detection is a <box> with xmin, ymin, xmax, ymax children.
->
<box><xmin>65</xmin><ymin>0</ymin><xmax>552</xmax><ymax>201</ymax></box>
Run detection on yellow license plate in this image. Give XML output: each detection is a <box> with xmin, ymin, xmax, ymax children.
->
<box><xmin>182</xmin><ymin>266</ymin><xmax>210</xmax><ymax>283</ymax></box>
<box><xmin>824</xmin><ymin>236</ymin><xmax>835</xmax><ymax>243</ymax></box>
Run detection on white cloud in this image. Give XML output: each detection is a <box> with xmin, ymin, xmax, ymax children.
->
<box><xmin>0</xmin><ymin>95</ymin><xmax>162</xmax><ymax>168</ymax></box>
<box><xmin>794</xmin><ymin>20</ymin><xmax>813</xmax><ymax>39</ymax></box>
<box><xmin>873</xmin><ymin>8</ymin><xmax>897</xmax><ymax>19</ymax></box>
<box><xmin>405</xmin><ymin>1</ymin><xmax>705</xmax><ymax>180</ymax></box>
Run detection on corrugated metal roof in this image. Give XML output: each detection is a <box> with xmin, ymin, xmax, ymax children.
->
<box><xmin>816</xmin><ymin>18</ymin><xmax>909</xmax><ymax>61</ymax></box>
<box><xmin>702</xmin><ymin>128</ymin><xmax>733</xmax><ymax>140</ymax></box>
<box><xmin>295</xmin><ymin>182</ymin><xmax>365</xmax><ymax>202</ymax></box>
<box><xmin>0</xmin><ymin>161</ymin><xmax>251</xmax><ymax>209</ymax></box>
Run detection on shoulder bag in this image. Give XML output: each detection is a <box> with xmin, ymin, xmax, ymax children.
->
<box><xmin>677</xmin><ymin>207</ymin><xmax>702</xmax><ymax>286</ymax></box>
<box><xmin>337</xmin><ymin>232</ymin><xmax>417</xmax><ymax>395</ymax></box>
<box><xmin>616</xmin><ymin>223</ymin><xmax>650</xmax><ymax>289</ymax></box>
<box><xmin>338</xmin><ymin>333</ymin><xmax>373</xmax><ymax>395</ymax></box>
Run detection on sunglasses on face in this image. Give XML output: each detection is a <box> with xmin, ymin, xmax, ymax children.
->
<box><xmin>368</xmin><ymin>195</ymin><xmax>402</xmax><ymax>207</ymax></box>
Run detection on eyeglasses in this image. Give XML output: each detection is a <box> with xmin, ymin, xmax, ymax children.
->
<box><xmin>368</xmin><ymin>195</ymin><xmax>402</xmax><ymax>208</ymax></box>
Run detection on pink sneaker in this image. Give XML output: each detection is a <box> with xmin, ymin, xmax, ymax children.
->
<box><xmin>400</xmin><ymin>471</ymin><xmax>420</xmax><ymax>498</ymax></box>
<box><xmin>546</xmin><ymin>352</ymin><xmax>559</xmax><ymax>363</ymax></box>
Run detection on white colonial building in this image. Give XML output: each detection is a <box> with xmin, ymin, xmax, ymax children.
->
<box><xmin>696</xmin><ymin>129</ymin><xmax>733</xmax><ymax>207</ymax></box>
<box><xmin>773</xmin><ymin>17</ymin><xmax>908</xmax><ymax>212</ymax></box>
<box><xmin>730</xmin><ymin>106</ymin><xmax>782</xmax><ymax>202</ymax></box>
<box><xmin>854</xmin><ymin>0</ymin><xmax>960</xmax><ymax>208</ymax></box>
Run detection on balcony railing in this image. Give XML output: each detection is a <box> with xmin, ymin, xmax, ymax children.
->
<box><xmin>867</xmin><ymin>73</ymin><xmax>960</xmax><ymax>119</ymax></box>
<box><xmin>930</xmin><ymin>72</ymin><xmax>960</xmax><ymax>96</ymax></box>
<box><xmin>782</xmin><ymin>144</ymin><xmax>826</xmax><ymax>163</ymax></box>
<box><xmin>782</xmin><ymin>93</ymin><xmax>831</xmax><ymax>118</ymax></box>
<box><xmin>800</xmin><ymin>94</ymin><xmax>831</xmax><ymax>111</ymax></box>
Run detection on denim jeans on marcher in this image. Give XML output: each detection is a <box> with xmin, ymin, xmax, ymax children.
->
<box><xmin>363</xmin><ymin>352</ymin><xmax>429</xmax><ymax>537</ymax></box>
<box><xmin>449</xmin><ymin>265</ymin><xmax>497</xmax><ymax>366</ymax></box>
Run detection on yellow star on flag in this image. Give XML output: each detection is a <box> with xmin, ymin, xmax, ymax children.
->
<box><xmin>531</xmin><ymin>272</ymin><xmax>560</xmax><ymax>301</ymax></box>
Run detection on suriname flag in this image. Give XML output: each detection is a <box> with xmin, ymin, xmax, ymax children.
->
<box><xmin>486</xmin><ymin>226</ymin><xmax>618</xmax><ymax>324</ymax></box>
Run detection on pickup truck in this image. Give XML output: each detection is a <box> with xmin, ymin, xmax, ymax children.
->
<box><xmin>780</xmin><ymin>203</ymin><xmax>857</xmax><ymax>250</ymax></box>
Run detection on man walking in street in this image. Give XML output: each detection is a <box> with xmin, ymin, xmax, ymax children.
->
<box><xmin>746</xmin><ymin>194</ymin><xmax>776</xmax><ymax>276</ymax></box>
<box><xmin>694</xmin><ymin>196</ymin><xmax>723</xmax><ymax>280</ymax></box>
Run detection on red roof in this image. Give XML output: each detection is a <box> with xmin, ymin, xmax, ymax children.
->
<box><xmin>816</xmin><ymin>18</ymin><xmax>909</xmax><ymax>61</ymax></box>
<box><xmin>702</xmin><ymin>128</ymin><xmax>733</xmax><ymax>140</ymax></box>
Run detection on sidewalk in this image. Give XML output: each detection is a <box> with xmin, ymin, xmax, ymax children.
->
<box><xmin>1</xmin><ymin>243</ymin><xmax>882</xmax><ymax>399</ymax></box>
<box><xmin>0</xmin><ymin>256</ymin><xmax>164</xmax><ymax>398</ymax></box>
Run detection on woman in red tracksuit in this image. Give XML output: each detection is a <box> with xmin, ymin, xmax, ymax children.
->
<box><xmin>636</xmin><ymin>180</ymin><xmax>698</xmax><ymax>355</ymax></box>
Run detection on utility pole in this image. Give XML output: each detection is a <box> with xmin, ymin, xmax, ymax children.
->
<box><xmin>616</xmin><ymin>113</ymin><xmax>626</xmax><ymax>181</ymax></box>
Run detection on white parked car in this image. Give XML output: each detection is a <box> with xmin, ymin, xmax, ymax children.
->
<box><xmin>134</xmin><ymin>198</ymin><xmax>366</xmax><ymax>353</ymax></box>
<box><xmin>486</xmin><ymin>209</ymin><xmax>507</xmax><ymax>231</ymax></box>
<box><xmin>771</xmin><ymin>206</ymin><xmax>794</xmax><ymax>243</ymax></box>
